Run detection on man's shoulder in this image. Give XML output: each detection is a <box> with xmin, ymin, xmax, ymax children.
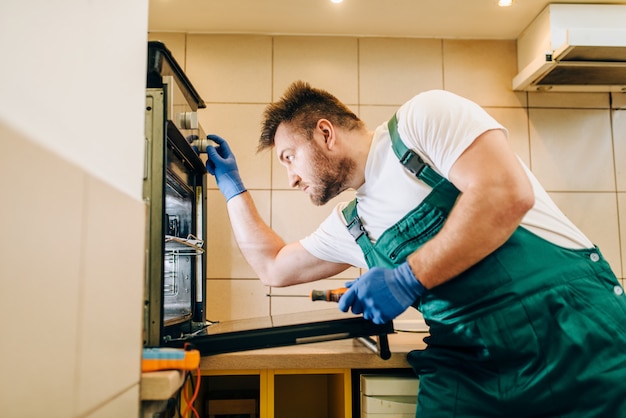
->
<box><xmin>404</xmin><ymin>89</ymin><xmax>459</xmax><ymax>106</ymax></box>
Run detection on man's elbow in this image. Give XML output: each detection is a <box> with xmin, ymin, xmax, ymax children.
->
<box><xmin>257</xmin><ymin>270</ymin><xmax>293</xmax><ymax>287</ymax></box>
<box><xmin>510</xmin><ymin>187</ymin><xmax>535</xmax><ymax>221</ymax></box>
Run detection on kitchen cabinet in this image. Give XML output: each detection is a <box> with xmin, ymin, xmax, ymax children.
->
<box><xmin>197</xmin><ymin>368</ymin><xmax>350</xmax><ymax>418</ymax></box>
<box><xmin>183</xmin><ymin>333</ymin><xmax>425</xmax><ymax>418</ymax></box>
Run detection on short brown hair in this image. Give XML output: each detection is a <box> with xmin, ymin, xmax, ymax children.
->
<box><xmin>258</xmin><ymin>80</ymin><xmax>364</xmax><ymax>152</ymax></box>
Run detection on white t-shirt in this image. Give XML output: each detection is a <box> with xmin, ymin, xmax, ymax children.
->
<box><xmin>300</xmin><ymin>90</ymin><xmax>593</xmax><ymax>268</ymax></box>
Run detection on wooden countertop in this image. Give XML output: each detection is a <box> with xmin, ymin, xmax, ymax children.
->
<box><xmin>199</xmin><ymin>332</ymin><xmax>427</xmax><ymax>371</ymax></box>
<box><xmin>141</xmin><ymin>370</ymin><xmax>186</xmax><ymax>400</ymax></box>
<box><xmin>141</xmin><ymin>332</ymin><xmax>427</xmax><ymax>400</ymax></box>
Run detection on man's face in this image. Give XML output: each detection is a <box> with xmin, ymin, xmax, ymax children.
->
<box><xmin>275</xmin><ymin>122</ymin><xmax>355</xmax><ymax>206</ymax></box>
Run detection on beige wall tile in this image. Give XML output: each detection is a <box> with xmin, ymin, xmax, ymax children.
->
<box><xmin>612</xmin><ymin>110</ymin><xmax>626</xmax><ymax>191</ymax></box>
<box><xmin>359</xmin><ymin>38</ymin><xmax>443</xmax><ymax>105</ymax></box>
<box><xmin>395</xmin><ymin>308</ymin><xmax>425</xmax><ymax>328</ymax></box>
<box><xmin>187</xmin><ymin>35</ymin><xmax>272</xmax><ymax>103</ymax></box>
<box><xmin>613</xmin><ymin>93</ymin><xmax>626</xmax><ymax>109</ymax></box>
<box><xmin>148</xmin><ymin>32</ymin><xmax>187</xmax><ymax>70</ymax></box>
<box><xmin>484</xmin><ymin>107</ymin><xmax>531</xmax><ymax>167</ymax></box>
<box><xmin>550</xmin><ymin>192</ymin><xmax>621</xmax><ymax>277</ymax></box>
<box><xmin>206</xmin><ymin>190</ymin><xmax>271</xmax><ymax>279</ymax></box>
<box><xmin>206</xmin><ymin>279</ymin><xmax>270</xmax><ymax>321</ymax></box>
<box><xmin>359</xmin><ymin>105</ymin><xmax>398</xmax><ymax>131</ymax></box>
<box><xmin>4</xmin><ymin>3</ymin><xmax>147</xmax><ymax>201</ymax></box>
<box><xmin>0</xmin><ymin>123</ymin><xmax>83</xmax><ymax>417</ymax></box>
<box><xmin>529</xmin><ymin>92</ymin><xmax>610</xmax><ymax>109</ymax></box>
<box><xmin>618</xmin><ymin>193</ymin><xmax>626</xmax><ymax>279</ymax></box>
<box><xmin>443</xmin><ymin>40</ymin><xmax>525</xmax><ymax>107</ymax></box>
<box><xmin>200</xmin><ymin>103</ymin><xmax>270</xmax><ymax>190</ymax></box>
<box><xmin>85</xmin><ymin>385</ymin><xmax>139</xmax><ymax>418</ymax></box>
<box><xmin>273</xmin><ymin>37</ymin><xmax>359</xmax><ymax>103</ymax></box>
<box><xmin>76</xmin><ymin>176</ymin><xmax>145</xmax><ymax>415</ymax></box>
<box><xmin>528</xmin><ymin>108</ymin><xmax>614</xmax><ymax>191</ymax></box>
<box><xmin>269</xmin><ymin>279</ymin><xmax>350</xmax><ymax>315</ymax></box>
<box><xmin>271</xmin><ymin>189</ymin><xmax>360</xmax><ymax>279</ymax></box>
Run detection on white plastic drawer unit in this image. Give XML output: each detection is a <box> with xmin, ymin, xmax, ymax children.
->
<box><xmin>360</xmin><ymin>374</ymin><xmax>419</xmax><ymax>418</ymax></box>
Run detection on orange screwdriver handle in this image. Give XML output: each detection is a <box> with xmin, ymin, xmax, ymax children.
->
<box><xmin>310</xmin><ymin>287</ymin><xmax>348</xmax><ymax>302</ymax></box>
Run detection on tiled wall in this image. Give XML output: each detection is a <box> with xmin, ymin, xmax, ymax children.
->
<box><xmin>0</xmin><ymin>122</ymin><xmax>145</xmax><ymax>416</ymax></box>
<box><xmin>149</xmin><ymin>32</ymin><xmax>626</xmax><ymax>322</ymax></box>
<box><xmin>1</xmin><ymin>2</ymin><xmax>148</xmax><ymax>417</ymax></box>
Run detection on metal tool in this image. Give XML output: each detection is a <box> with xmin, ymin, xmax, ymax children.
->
<box><xmin>266</xmin><ymin>287</ymin><xmax>348</xmax><ymax>302</ymax></box>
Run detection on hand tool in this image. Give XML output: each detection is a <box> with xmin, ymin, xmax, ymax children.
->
<box><xmin>266</xmin><ymin>287</ymin><xmax>347</xmax><ymax>302</ymax></box>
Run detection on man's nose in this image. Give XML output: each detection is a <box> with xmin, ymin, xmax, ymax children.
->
<box><xmin>288</xmin><ymin>169</ymin><xmax>301</xmax><ymax>189</ymax></box>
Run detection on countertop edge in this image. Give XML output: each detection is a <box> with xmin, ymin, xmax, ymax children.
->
<box><xmin>199</xmin><ymin>332</ymin><xmax>427</xmax><ymax>371</ymax></box>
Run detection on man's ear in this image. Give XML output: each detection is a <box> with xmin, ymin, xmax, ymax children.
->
<box><xmin>317</xmin><ymin>119</ymin><xmax>335</xmax><ymax>150</ymax></box>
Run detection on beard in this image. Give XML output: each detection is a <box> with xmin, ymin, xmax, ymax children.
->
<box><xmin>308</xmin><ymin>144</ymin><xmax>356</xmax><ymax>206</ymax></box>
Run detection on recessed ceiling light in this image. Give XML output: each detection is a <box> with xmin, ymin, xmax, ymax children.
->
<box><xmin>498</xmin><ymin>0</ymin><xmax>513</xmax><ymax>6</ymax></box>
<box><xmin>331</xmin><ymin>0</ymin><xmax>343</xmax><ymax>3</ymax></box>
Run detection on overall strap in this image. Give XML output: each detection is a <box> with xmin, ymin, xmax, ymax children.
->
<box><xmin>342</xmin><ymin>113</ymin><xmax>449</xmax><ymax>252</ymax></box>
<box><xmin>388</xmin><ymin>113</ymin><xmax>444</xmax><ymax>188</ymax></box>
<box><xmin>342</xmin><ymin>199</ymin><xmax>376</xmax><ymax>255</ymax></box>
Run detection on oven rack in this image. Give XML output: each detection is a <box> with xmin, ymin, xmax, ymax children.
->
<box><xmin>164</xmin><ymin>234</ymin><xmax>205</xmax><ymax>255</ymax></box>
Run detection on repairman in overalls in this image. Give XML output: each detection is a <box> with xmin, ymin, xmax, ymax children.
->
<box><xmin>205</xmin><ymin>80</ymin><xmax>626</xmax><ymax>417</ymax></box>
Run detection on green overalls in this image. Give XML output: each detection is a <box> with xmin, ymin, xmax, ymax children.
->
<box><xmin>343</xmin><ymin>115</ymin><xmax>626</xmax><ymax>417</ymax></box>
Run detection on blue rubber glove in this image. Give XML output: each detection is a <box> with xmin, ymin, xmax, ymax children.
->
<box><xmin>338</xmin><ymin>262</ymin><xmax>426</xmax><ymax>324</ymax></box>
<box><xmin>205</xmin><ymin>134</ymin><xmax>247</xmax><ymax>201</ymax></box>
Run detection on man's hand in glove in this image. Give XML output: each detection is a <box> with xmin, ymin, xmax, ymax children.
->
<box><xmin>205</xmin><ymin>134</ymin><xmax>247</xmax><ymax>201</ymax></box>
<box><xmin>338</xmin><ymin>261</ymin><xmax>426</xmax><ymax>324</ymax></box>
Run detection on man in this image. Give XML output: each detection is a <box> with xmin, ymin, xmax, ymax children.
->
<box><xmin>205</xmin><ymin>80</ymin><xmax>626</xmax><ymax>417</ymax></box>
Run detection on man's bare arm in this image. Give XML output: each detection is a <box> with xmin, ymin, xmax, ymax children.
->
<box><xmin>407</xmin><ymin>129</ymin><xmax>535</xmax><ymax>288</ymax></box>
<box><xmin>226</xmin><ymin>191</ymin><xmax>351</xmax><ymax>286</ymax></box>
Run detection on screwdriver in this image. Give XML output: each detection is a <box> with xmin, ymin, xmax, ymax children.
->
<box><xmin>266</xmin><ymin>287</ymin><xmax>348</xmax><ymax>302</ymax></box>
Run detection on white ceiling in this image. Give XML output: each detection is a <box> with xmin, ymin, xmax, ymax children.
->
<box><xmin>148</xmin><ymin>0</ymin><xmax>626</xmax><ymax>40</ymax></box>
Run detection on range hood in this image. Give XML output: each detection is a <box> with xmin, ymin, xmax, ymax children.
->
<box><xmin>513</xmin><ymin>4</ymin><xmax>626</xmax><ymax>92</ymax></box>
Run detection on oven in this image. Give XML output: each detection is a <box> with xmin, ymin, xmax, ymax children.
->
<box><xmin>143</xmin><ymin>41</ymin><xmax>393</xmax><ymax>358</ymax></box>
<box><xmin>144</xmin><ymin>41</ymin><xmax>208</xmax><ymax>346</ymax></box>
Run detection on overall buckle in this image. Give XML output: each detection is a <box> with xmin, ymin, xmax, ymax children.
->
<box><xmin>347</xmin><ymin>217</ymin><xmax>366</xmax><ymax>241</ymax></box>
<box><xmin>400</xmin><ymin>150</ymin><xmax>426</xmax><ymax>176</ymax></box>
